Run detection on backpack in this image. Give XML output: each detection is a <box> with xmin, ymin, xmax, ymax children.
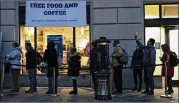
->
<box><xmin>36</xmin><ymin>51</ymin><xmax>42</xmax><ymax>65</ymax></box>
<box><xmin>117</xmin><ymin>46</ymin><xmax>129</xmax><ymax>65</ymax></box>
<box><xmin>170</xmin><ymin>51</ymin><xmax>179</xmax><ymax>67</ymax></box>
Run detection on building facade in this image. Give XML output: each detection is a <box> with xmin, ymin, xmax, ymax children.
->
<box><xmin>0</xmin><ymin>0</ymin><xmax>178</xmax><ymax>89</ymax></box>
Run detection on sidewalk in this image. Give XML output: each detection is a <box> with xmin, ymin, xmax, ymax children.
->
<box><xmin>0</xmin><ymin>87</ymin><xmax>178</xmax><ymax>102</ymax></box>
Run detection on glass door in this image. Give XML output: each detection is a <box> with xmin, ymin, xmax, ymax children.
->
<box><xmin>169</xmin><ymin>29</ymin><xmax>179</xmax><ymax>83</ymax></box>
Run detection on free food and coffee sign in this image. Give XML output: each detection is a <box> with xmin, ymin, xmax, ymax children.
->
<box><xmin>26</xmin><ymin>1</ymin><xmax>86</xmax><ymax>27</ymax></box>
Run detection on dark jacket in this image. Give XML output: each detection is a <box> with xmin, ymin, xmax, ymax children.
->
<box><xmin>26</xmin><ymin>50</ymin><xmax>41</xmax><ymax>69</ymax></box>
<box><xmin>161</xmin><ymin>44</ymin><xmax>174</xmax><ymax>77</ymax></box>
<box><xmin>68</xmin><ymin>52</ymin><xmax>81</xmax><ymax>76</ymax></box>
<box><xmin>136</xmin><ymin>40</ymin><xmax>156</xmax><ymax>69</ymax></box>
<box><xmin>43</xmin><ymin>48</ymin><xmax>59</xmax><ymax>77</ymax></box>
<box><xmin>90</xmin><ymin>47</ymin><xmax>97</xmax><ymax>73</ymax></box>
<box><xmin>131</xmin><ymin>49</ymin><xmax>143</xmax><ymax>68</ymax></box>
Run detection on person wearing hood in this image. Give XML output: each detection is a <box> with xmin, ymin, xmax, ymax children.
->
<box><xmin>6</xmin><ymin>42</ymin><xmax>22</xmax><ymax>92</ymax></box>
<box><xmin>67</xmin><ymin>47</ymin><xmax>81</xmax><ymax>94</ymax></box>
<box><xmin>161</xmin><ymin>44</ymin><xmax>174</xmax><ymax>94</ymax></box>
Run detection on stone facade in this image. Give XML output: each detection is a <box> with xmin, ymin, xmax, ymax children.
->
<box><xmin>1</xmin><ymin>0</ymin><xmax>163</xmax><ymax>89</ymax></box>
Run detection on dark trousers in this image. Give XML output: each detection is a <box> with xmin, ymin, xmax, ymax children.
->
<box><xmin>11</xmin><ymin>69</ymin><xmax>20</xmax><ymax>91</ymax></box>
<box><xmin>72</xmin><ymin>79</ymin><xmax>77</xmax><ymax>90</ymax></box>
<box><xmin>113</xmin><ymin>65</ymin><xmax>123</xmax><ymax>93</ymax></box>
<box><xmin>133</xmin><ymin>69</ymin><xmax>142</xmax><ymax>89</ymax></box>
<box><xmin>27</xmin><ymin>69</ymin><xmax>37</xmax><ymax>91</ymax></box>
<box><xmin>92</xmin><ymin>73</ymin><xmax>96</xmax><ymax>91</ymax></box>
<box><xmin>144</xmin><ymin>68</ymin><xmax>155</xmax><ymax>91</ymax></box>
<box><xmin>48</xmin><ymin>76</ymin><xmax>58</xmax><ymax>94</ymax></box>
<box><xmin>167</xmin><ymin>76</ymin><xmax>173</xmax><ymax>91</ymax></box>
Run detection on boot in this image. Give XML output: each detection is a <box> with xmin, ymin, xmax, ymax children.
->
<box><xmin>69</xmin><ymin>88</ymin><xmax>78</xmax><ymax>95</ymax></box>
<box><xmin>132</xmin><ymin>87</ymin><xmax>137</xmax><ymax>91</ymax></box>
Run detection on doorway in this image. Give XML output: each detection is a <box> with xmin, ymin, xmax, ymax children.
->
<box><xmin>168</xmin><ymin>28</ymin><xmax>179</xmax><ymax>85</ymax></box>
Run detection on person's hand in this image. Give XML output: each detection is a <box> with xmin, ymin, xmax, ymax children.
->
<box><xmin>134</xmin><ymin>32</ymin><xmax>138</xmax><ymax>40</ymax></box>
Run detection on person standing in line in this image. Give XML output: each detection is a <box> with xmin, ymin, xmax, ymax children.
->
<box><xmin>131</xmin><ymin>46</ymin><xmax>143</xmax><ymax>92</ymax></box>
<box><xmin>161</xmin><ymin>44</ymin><xmax>174</xmax><ymax>94</ymax></box>
<box><xmin>134</xmin><ymin>35</ymin><xmax>156</xmax><ymax>95</ymax></box>
<box><xmin>112</xmin><ymin>40</ymin><xmax>123</xmax><ymax>94</ymax></box>
<box><xmin>67</xmin><ymin>47</ymin><xmax>81</xmax><ymax>94</ymax></box>
<box><xmin>25</xmin><ymin>43</ymin><xmax>42</xmax><ymax>93</ymax></box>
<box><xmin>43</xmin><ymin>41</ymin><xmax>59</xmax><ymax>94</ymax></box>
<box><xmin>7</xmin><ymin>42</ymin><xmax>22</xmax><ymax>92</ymax></box>
<box><xmin>89</xmin><ymin>40</ymin><xmax>98</xmax><ymax>94</ymax></box>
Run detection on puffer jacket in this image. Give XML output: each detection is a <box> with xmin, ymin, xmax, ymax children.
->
<box><xmin>7</xmin><ymin>47</ymin><xmax>22</xmax><ymax>69</ymax></box>
<box><xmin>131</xmin><ymin>49</ymin><xmax>143</xmax><ymax>68</ymax></box>
<box><xmin>136</xmin><ymin>40</ymin><xmax>156</xmax><ymax>69</ymax></box>
<box><xmin>161</xmin><ymin>44</ymin><xmax>174</xmax><ymax>77</ymax></box>
<box><xmin>68</xmin><ymin>52</ymin><xmax>81</xmax><ymax>76</ymax></box>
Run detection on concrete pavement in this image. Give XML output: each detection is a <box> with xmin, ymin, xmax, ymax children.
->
<box><xmin>0</xmin><ymin>87</ymin><xmax>178</xmax><ymax>102</ymax></box>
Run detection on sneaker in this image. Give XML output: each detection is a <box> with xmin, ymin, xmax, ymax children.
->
<box><xmin>147</xmin><ymin>91</ymin><xmax>154</xmax><ymax>95</ymax></box>
<box><xmin>132</xmin><ymin>88</ymin><xmax>137</xmax><ymax>91</ymax></box>
<box><xmin>89</xmin><ymin>91</ymin><xmax>95</xmax><ymax>95</ymax></box>
<box><xmin>25</xmin><ymin>90</ymin><xmax>34</xmax><ymax>93</ymax></box>
<box><xmin>34</xmin><ymin>88</ymin><xmax>37</xmax><ymax>93</ymax></box>
<box><xmin>46</xmin><ymin>92</ymin><xmax>52</xmax><ymax>94</ymax></box>
<box><xmin>11</xmin><ymin>90</ymin><xmax>19</xmax><ymax>92</ymax></box>
<box><xmin>141</xmin><ymin>90</ymin><xmax>149</xmax><ymax>94</ymax></box>
<box><xmin>69</xmin><ymin>90</ymin><xmax>78</xmax><ymax>95</ymax></box>
<box><xmin>137</xmin><ymin>89</ymin><xmax>142</xmax><ymax>92</ymax></box>
<box><xmin>167</xmin><ymin>90</ymin><xmax>174</xmax><ymax>94</ymax></box>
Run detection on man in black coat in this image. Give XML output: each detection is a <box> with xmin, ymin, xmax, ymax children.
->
<box><xmin>25</xmin><ymin>43</ymin><xmax>42</xmax><ymax>93</ymax></box>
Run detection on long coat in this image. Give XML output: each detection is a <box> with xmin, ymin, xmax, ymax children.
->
<box><xmin>161</xmin><ymin>44</ymin><xmax>174</xmax><ymax>77</ymax></box>
<box><xmin>43</xmin><ymin>48</ymin><xmax>59</xmax><ymax>77</ymax></box>
<box><xmin>67</xmin><ymin>52</ymin><xmax>81</xmax><ymax>76</ymax></box>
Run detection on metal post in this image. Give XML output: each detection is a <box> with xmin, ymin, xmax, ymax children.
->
<box><xmin>0</xmin><ymin>60</ymin><xmax>7</xmax><ymax>97</ymax></box>
<box><xmin>160</xmin><ymin>54</ymin><xmax>172</xmax><ymax>98</ymax></box>
<box><xmin>49</xmin><ymin>67</ymin><xmax>58</xmax><ymax>97</ymax></box>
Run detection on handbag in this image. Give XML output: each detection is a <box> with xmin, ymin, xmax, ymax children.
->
<box><xmin>57</xmin><ymin>51</ymin><xmax>63</xmax><ymax>66</ymax></box>
<box><xmin>4</xmin><ymin>50</ymin><xmax>15</xmax><ymax>73</ymax></box>
<box><xmin>4</xmin><ymin>56</ymin><xmax>11</xmax><ymax>73</ymax></box>
<box><xmin>41</xmin><ymin>61</ymin><xmax>48</xmax><ymax>73</ymax></box>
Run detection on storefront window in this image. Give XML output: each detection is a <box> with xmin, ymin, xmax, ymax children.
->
<box><xmin>145</xmin><ymin>27</ymin><xmax>162</xmax><ymax>76</ymax></box>
<box><xmin>76</xmin><ymin>26</ymin><xmax>90</xmax><ymax>66</ymax></box>
<box><xmin>20</xmin><ymin>26</ymin><xmax>90</xmax><ymax>75</ymax></box>
<box><xmin>145</xmin><ymin>5</ymin><xmax>160</xmax><ymax>19</ymax></box>
<box><xmin>162</xmin><ymin>5</ymin><xmax>179</xmax><ymax>18</ymax></box>
<box><xmin>20</xmin><ymin>26</ymin><xmax>35</xmax><ymax>75</ymax></box>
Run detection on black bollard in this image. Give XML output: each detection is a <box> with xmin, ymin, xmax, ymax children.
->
<box><xmin>94</xmin><ymin>70</ymin><xmax>112</xmax><ymax>100</ymax></box>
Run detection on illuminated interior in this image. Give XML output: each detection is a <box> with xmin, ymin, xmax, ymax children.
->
<box><xmin>169</xmin><ymin>29</ymin><xmax>178</xmax><ymax>80</ymax></box>
<box><xmin>162</xmin><ymin>5</ymin><xmax>179</xmax><ymax>18</ymax></box>
<box><xmin>20</xmin><ymin>26</ymin><xmax>90</xmax><ymax>75</ymax></box>
<box><xmin>145</xmin><ymin>27</ymin><xmax>162</xmax><ymax>76</ymax></box>
<box><xmin>145</xmin><ymin>5</ymin><xmax>159</xmax><ymax>19</ymax></box>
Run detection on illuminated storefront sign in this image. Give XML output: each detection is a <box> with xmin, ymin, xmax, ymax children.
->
<box><xmin>26</xmin><ymin>1</ymin><xmax>86</xmax><ymax>27</ymax></box>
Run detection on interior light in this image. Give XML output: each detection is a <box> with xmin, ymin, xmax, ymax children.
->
<box><xmin>27</xmin><ymin>27</ymin><xmax>34</xmax><ymax>36</ymax></box>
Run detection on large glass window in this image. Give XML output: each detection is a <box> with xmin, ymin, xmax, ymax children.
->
<box><xmin>76</xmin><ymin>26</ymin><xmax>90</xmax><ymax>66</ymax></box>
<box><xmin>20</xmin><ymin>26</ymin><xmax>35</xmax><ymax>75</ymax></box>
<box><xmin>145</xmin><ymin>27</ymin><xmax>162</xmax><ymax>76</ymax></box>
<box><xmin>162</xmin><ymin>5</ymin><xmax>179</xmax><ymax>18</ymax></box>
<box><xmin>20</xmin><ymin>26</ymin><xmax>90</xmax><ymax>75</ymax></box>
<box><xmin>145</xmin><ymin>5</ymin><xmax>160</xmax><ymax>19</ymax></box>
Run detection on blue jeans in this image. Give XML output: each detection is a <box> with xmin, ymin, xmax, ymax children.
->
<box><xmin>48</xmin><ymin>76</ymin><xmax>58</xmax><ymax>94</ymax></box>
<box><xmin>27</xmin><ymin>69</ymin><xmax>37</xmax><ymax>91</ymax></box>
